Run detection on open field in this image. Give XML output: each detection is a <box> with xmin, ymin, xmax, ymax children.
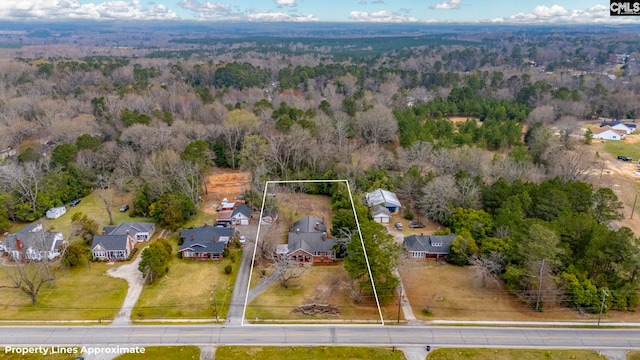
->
<box><xmin>603</xmin><ymin>139</ymin><xmax>640</xmax><ymax>161</ymax></box>
<box><xmin>0</xmin><ymin>263</ymin><xmax>127</xmax><ymax>321</ymax></box>
<box><xmin>426</xmin><ymin>348</ymin><xmax>605</xmax><ymax>360</ymax></box>
<box><xmin>246</xmin><ymin>265</ymin><xmax>394</xmax><ymax>323</ymax></box>
<box><xmin>40</xmin><ymin>192</ymin><xmax>147</xmax><ymax>240</ymax></box>
<box><xmin>400</xmin><ymin>261</ymin><xmax>640</xmax><ymax>322</ymax></box>
<box><xmin>216</xmin><ymin>346</ymin><xmax>406</xmax><ymax>360</ymax></box>
<box><xmin>133</xmin><ymin>244</ymin><xmax>240</xmax><ymax>320</ymax></box>
<box><xmin>448</xmin><ymin>116</ymin><xmax>480</xmax><ymax>124</ymax></box>
<box><xmin>114</xmin><ymin>346</ymin><xmax>200</xmax><ymax>359</ymax></box>
<box><xmin>0</xmin><ymin>348</ymin><xmax>80</xmax><ymax>359</ymax></box>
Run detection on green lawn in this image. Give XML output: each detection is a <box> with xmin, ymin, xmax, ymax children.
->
<box><xmin>133</xmin><ymin>244</ymin><xmax>240</xmax><ymax>320</ymax></box>
<box><xmin>426</xmin><ymin>348</ymin><xmax>606</xmax><ymax>360</ymax></box>
<box><xmin>41</xmin><ymin>192</ymin><xmax>148</xmax><ymax>240</ymax></box>
<box><xmin>0</xmin><ymin>263</ymin><xmax>127</xmax><ymax>321</ymax></box>
<box><xmin>0</xmin><ymin>348</ymin><xmax>80</xmax><ymax>359</ymax></box>
<box><xmin>216</xmin><ymin>346</ymin><xmax>406</xmax><ymax>360</ymax></box>
<box><xmin>114</xmin><ymin>346</ymin><xmax>200</xmax><ymax>359</ymax></box>
<box><xmin>628</xmin><ymin>351</ymin><xmax>640</xmax><ymax>360</ymax></box>
<box><xmin>603</xmin><ymin>140</ymin><xmax>640</xmax><ymax>161</ymax></box>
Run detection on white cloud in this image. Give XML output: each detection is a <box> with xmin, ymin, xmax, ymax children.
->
<box><xmin>430</xmin><ymin>0</ymin><xmax>461</xmax><ymax>10</ymax></box>
<box><xmin>247</xmin><ymin>10</ymin><xmax>318</xmax><ymax>22</ymax></box>
<box><xmin>274</xmin><ymin>0</ymin><xmax>296</xmax><ymax>6</ymax></box>
<box><xmin>371</xmin><ymin>0</ymin><xmax>385</xmax><ymax>4</ymax></box>
<box><xmin>497</xmin><ymin>4</ymin><xmax>630</xmax><ymax>24</ymax></box>
<box><xmin>358</xmin><ymin>0</ymin><xmax>367</xmax><ymax>4</ymax></box>
<box><xmin>0</xmin><ymin>0</ymin><xmax>177</xmax><ymax>20</ymax></box>
<box><xmin>349</xmin><ymin>10</ymin><xmax>418</xmax><ymax>22</ymax></box>
<box><xmin>178</xmin><ymin>0</ymin><xmax>239</xmax><ymax>19</ymax></box>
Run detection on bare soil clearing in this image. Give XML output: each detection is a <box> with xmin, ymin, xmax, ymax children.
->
<box><xmin>202</xmin><ymin>171</ymin><xmax>251</xmax><ymax>215</ymax></box>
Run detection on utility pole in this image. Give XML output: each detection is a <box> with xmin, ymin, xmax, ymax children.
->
<box><xmin>397</xmin><ymin>289</ymin><xmax>403</xmax><ymax>324</ymax></box>
<box><xmin>535</xmin><ymin>258</ymin><xmax>545</xmax><ymax>312</ymax></box>
<box><xmin>631</xmin><ymin>195</ymin><xmax>638</xmax><ymax>219</ymax></box>
<box><xmin>598</xmin><ymin>289</ymin><xmax>608</xmax><ymax>326</ymax></box>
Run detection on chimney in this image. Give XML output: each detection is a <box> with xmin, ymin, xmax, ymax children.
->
<box><xmin>190</xmin><ymin>234</ymin><xmax>194</xmax><ymax>241</ymax></box>
<box><xmin>296</xmin><ymin>228</ymin><xmax>300</xmax><ymax>234</ymax></box>
<box><xmin>204</xmin><ymin>223</ymin><xmax>208</xmax><ymax>227</ymax></box>
<box><xmin>420</xmin><ymin>233</ymin><xmax>424</xmax><ymax>237</ymax></box>
<box><xmin>16</xmin><ymin>238</ymin><xmax>22</xmax><ymax>252</ymax></box>
<box><xmin>126</xmin><ymin>230</ymin><xmax>130</xmax><ymax>235</ymax></box>
<box><xmin>315</xmin><ymin>222</ymin><xmax>320</xmax><ymax>231</ymax></box>
<box><xmin>102</xmin><ymin>230</ymin><xmax>106</xmax><ymax>235</ymax></box>
<box><xmin>322</xmin><ymin>232</ymin><xmax>326</xmax><ymax>241</ymax></box>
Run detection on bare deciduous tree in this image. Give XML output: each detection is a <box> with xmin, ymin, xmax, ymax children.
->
<box><xmin>471</xmin><ymin>252</ymin><xmax>504</xmax><ymax>288</ymax></box>
<box><xmin>0</xmin><ymin>159</ymin><xmax>48</xmax><ymax>214</ymax></box>
<box><xmin>355</xmin><ymin>105</ymin><xmax>398</xmax><ymax>145</ymax></box>
<box><xmin>419</xmin><ymin>175</ymin><xmax>460</xmax><ymax>224</ymax></box>
<box><xmin>271</xmin><ymin>254</ymin><xmax>310</xmax><ymax>289</ymax></box>
<box><xmin>1</xmin><ymin>249</ymin><xmax>61</xmax><ymax>305</ymax></box>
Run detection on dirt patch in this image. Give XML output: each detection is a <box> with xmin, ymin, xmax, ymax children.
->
<box><xmin>292</xmin><ymin>303</ymin><xmax>340</xmax><ymax>316</ymax></box>
<box><xmin>202</xmin><ymin>171</ymin><xmax>251</xmax><ymax>214</ymax></box>
<box><xmin>448</xmin><ymin>116</ymin><xmax>479</xmax><ymax>124</ymax></box>
<box><xmin>400</xmin><ymin>260</ymin><xmax>640</xmax><ymax>322</ymax></box>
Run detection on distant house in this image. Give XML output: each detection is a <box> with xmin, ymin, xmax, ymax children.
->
<box><xmin>283</xmin><ymin>215</ymin><xmax>340</xmax><ymax>265</ymax></box>
<box><xmin>178</xmin><ymin>225</ymin><xmax>235</xmax><ymax>260</ymax></box>
<box><xmin>230</xmin><ymin>204</ymin><xmax>251</xmax><ymax>225</ymax></box>
<box><xmin>365</xmin><ymin>189</ymin><xmax>402</xmax><ymax>212</ymax></box>
<box><xmin>370</xmin><ymin>205</ymin><xmax>391</xmax><ymax>224</ymax></box>
<box><xmin>4</xmin><ymin>223</ymin><xmax>65</xmax><ymax>261</ymax></box>
<box><xmin>91</xmin><ymin>222</ymin><xmax>155</xmax><ymax>260</ymax></box>
<box><xmin>600</xmin><ymin>120</ymin><xmax>636</xmax><ymax>134</ymax></box>
<box><xmin>403</xmin><ymin>233</ymin><xmax>456</xmax><ymax>261</ymax></box>
<box><xmin>592</xmin><ymin>126</ymin><xmax>626</xmax><ymax>141</ymax></box>
<box><xmin>101</xmin><ymin>222</ymin><xmax>155</xmax><ymax>243</ymax></box>
<box><xmin>46</xmin><ymin>206</ymin><xmax>66</xmax><ymax>219</ymax></box>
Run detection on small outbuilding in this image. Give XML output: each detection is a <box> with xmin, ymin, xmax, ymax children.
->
<box><xmin>46</xmin><ymin>206</ymin><xmax>67</xmax><ymax>219</ymax></box>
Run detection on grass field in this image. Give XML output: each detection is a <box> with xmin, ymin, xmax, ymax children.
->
<box><xmin>0</xmin><ymin>348</ymin><xmax>80</xmax><ymax>359</ymax></box>
<box><xmin>0</xmin><ymin>263</ymin><xmax>127</xmax><ymax>321</ymax></box>
<box><xmin>628</xmin><ymin>351</ymin><xmax>640</xmax><ymax>360</ymax></box>
<box><xmin>133</xmin><ymin>244</ymin><xmax>240</xmax><ymax>320</ymax></box>
<box><xmin>41</xmin><ymin>192</ymin><xmax>147</xmax><ymax>240</ymax></box>
<box><xmin>114</xmin><ymin>346</ymin><xmax>200</xmax><ymax>359</ymax></box>
<box><xmin>400</xmin><ymin>261</ymin><xmax>640</xmax><ymax>322</ymax></box>
<box><xmin>602</xmin><ymin>139</ymin><xmax>640</xmax><ymax>160</ymax></box>
<box><xmin>426</xmin><ymin>348</ymin><xmax>605</xmax><ymax>360</ymax></box>
<box><xmin>216</xmin><ymin>346</ymin><xmax>406</xmax><ymax>360</ymax></box>
<box><xmin>246</xmin><ymin>265</ymin><xmax>394</xmax><ymax>323</ymax></box>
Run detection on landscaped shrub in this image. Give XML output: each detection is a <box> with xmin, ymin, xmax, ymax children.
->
<box><xmin>224</xmin><ymin>265</ymin><xmax>232</xmax><ymax>274</ymax></box>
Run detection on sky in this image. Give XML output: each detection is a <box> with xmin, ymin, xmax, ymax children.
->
<box><xmin>0</xmin><ymin>0</ymin><xmax>633</xmax><ymax>24</ymax></box>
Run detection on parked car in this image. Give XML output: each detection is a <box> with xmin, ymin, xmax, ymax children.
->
<box><xmin>239</xmin><ymin>235</ymin><xmax>247</xmax><ymax>243</ymax></box>
<box><xmin>409</xmin><ymin>221</ymin><xmax>426</xmax><ymax>228</ymax></box>
<box><xmin>394</xmin><ymin>222</ymin><xmax>404</xmax><ymax>230</ymax></box>
<box><xmin>69</xmin><ymin>199</ymin><xmax>81</xmax><ymax>207</ymax></box>
<box><xmin>618</xmin><ymin>155</ymin><xmax>632</xmax><ymax>162</ymax></box>
<box><xmin>119</xmin><ymin>204</ymin><xmax>129</xmax><ymax>212</ymax></box>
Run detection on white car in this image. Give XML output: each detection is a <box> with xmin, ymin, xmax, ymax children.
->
<box><xmin>239</xmin><ymin>235</ymin><xmax>247</xmax><ymax>243</ymax></box>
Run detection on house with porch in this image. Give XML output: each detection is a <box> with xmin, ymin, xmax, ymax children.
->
<box><xmin>283</xmin><ymin>215</ymin><xmax>339</xmax><ymax>265</ymax></box>
<box><xmin>600</xmin><ymin>120</ymin><xmax>636</xmax><ymax>134</ymax></box>
<box><xmin>91</xmin><ymin>234</ymin><xmax>135</xmax><ymax>261</ymax></box>
<box><xmin>403</xmin><ymin>233</ymin><xmax>456</xmax><ymax>261</ymax></box>
<box><xmin>178</xmin><ymin>225</ymin><xmax>235</xmax><ymax>260</ymax></box>
<box><xmin>592</xmin><ymin>126</ymin><xmax>627</xmax><ymax>140</ymax></box>
<box><xmin>4</xmin><ymin>223</ymin><xmax>65</xmax><ymax>261</ymax></box>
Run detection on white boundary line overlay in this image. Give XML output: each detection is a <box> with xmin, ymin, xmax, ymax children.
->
<box><xmin>241</xmin><ymin>179</ymin><xmax>384</xmax><ymax>326</ymax></box>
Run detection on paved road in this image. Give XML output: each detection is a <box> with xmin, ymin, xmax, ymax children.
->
<box><xmin>2</xmin><ymin>325</ymin><xmax>640</xmax><ymax>350</ymax></box>
<box><xmin>226</xmin><ymin>239</ymin><xmax>255</xmax><ymax>324</ymax></box>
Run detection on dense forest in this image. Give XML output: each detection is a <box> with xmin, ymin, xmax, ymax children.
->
<box><xmin>0</xmin><ymin>24</ymin><xmax>639</xmax><ymax>312</ymax></box>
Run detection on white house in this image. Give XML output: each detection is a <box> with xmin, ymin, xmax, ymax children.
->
<box><xmin>371</xmin><ymin>205</ymin><xmax>391</xmax><ymax>223</ymax></box>
<box><xmin>230</xmin><ymin>204</ymin><xmax>251</xmax><ymax>225</ymax></box>
<box><xmin>4</xmin><ymin>223</ymin><xmax>65</xmax><ymax>261</ymax></box>
<box><xmin>46</xmin><ymin>206</ymin><xmax>66</xmax><ymax>219</ymax></box>
<box><xmin>600</xmin><ymin>120</ymin><xmax>636</xmax><ymax>134</ymax></box>
<box><xmin>592</xmin><ymin>126</ymin><xmax>626</xmax><ymax>141</ymax></box>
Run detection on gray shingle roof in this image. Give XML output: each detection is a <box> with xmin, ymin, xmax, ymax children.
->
<box><xmin>179</xmin><ymin>238</ymin><xmax>225</xmax><ymax>254</ymax></box>
<box><xmin>290</xmin><ymin>215</ymin><xmax>326</xmax><ymax>233</ymax></box>
<box><xmin>91</xmin><ymin>235</ymin><xmax>129</xmax><ymax>251</ymax></box>
<box><xmin>403</xmin><ymin>234</ymin><xmax>456</xmax><ymax>255</ymax></box>
<box><xmin>179</xmin><ymin>226</ymin><xmax>234</xmax><ymax>243</ymax></box>
<box><xmin>288</xmin><ymin>232</ymin><xmax>337</xmax><ymax>255</ymax></box>
<box><xmin>106</xmin><ymin>222</ymin><xmax>155</xmax><ymax>236</ymax></box>
<box><xmin>5</xmin><ymin>224</ymin><xmax>64</xmax><ymax>253</ymax></box>
<box><xmin>232</xmin><ymin>204</ymin><xmax>252</xmax><ymax>218</ymax></box>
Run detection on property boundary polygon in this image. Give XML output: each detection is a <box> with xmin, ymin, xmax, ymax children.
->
<box><xmin>241</xmin><ymin>179</ymin><xmax>384</xmax><ymax>326</ymax></box>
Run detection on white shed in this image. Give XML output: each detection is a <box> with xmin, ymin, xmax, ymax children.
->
<box><xmin>46</xmin><ymin>206</ymin><xmax>67</xmax><ymax>219</ymax></box>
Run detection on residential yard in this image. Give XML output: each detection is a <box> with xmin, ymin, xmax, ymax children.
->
<box><xmin>0</xmin><ymin>262</ymin><xmax>127</xmax><ymax>321</ymax></box>
<box><xmin>246</xmin><ymin>265</ymin><xmax>394</xmax><ymax>323</ymax></box>
<box><xmin>216</xmin><ymin>346</ymin><xmax>406</xmax><ymax>360</ymax></box>
<box><xmin>114</xmin><ymin>346</ymin><xmax>200</xmax><ymax>359</ymax></box>
<box><xmin>133</xmin><ymin>245</ymin><xmax>240</xmax><ymax>320</ymax></box>
<box><xmin>400</xmin><ymin>261</ymin><xmax>640</xmax><ymax>322</ymax></box>
<box><xmin>41</xmin><ymin>192</ymin><xmax>147</xmax><ymax>239</ymax></box>
<box><xmin>628</xmin><ymin>351</ymin><xmax>640</xmax><ymax>360</ymax></box>
<box><xmin>426</xmin><ymin>348</ymin><xmax>605</xmax><ymax>360</ymax></box>
<box><xmin>0</xmin><ymin>349</ymin><xmax>80</xmax><ymax>359</ymax></box>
